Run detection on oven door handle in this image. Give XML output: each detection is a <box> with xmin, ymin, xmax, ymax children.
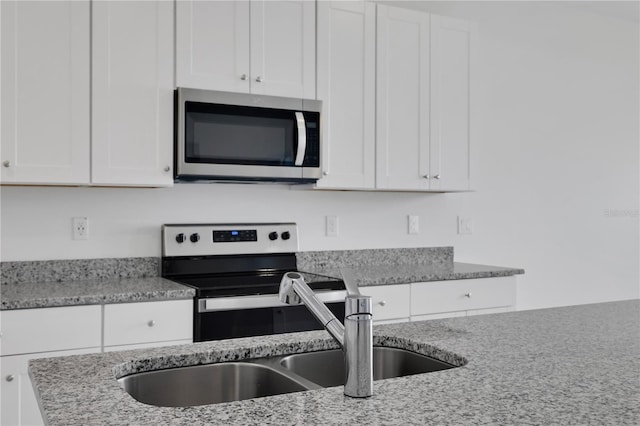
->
<box><xmin>199</xmin><ymin>291</ymin><xmax>346</xmax><ymax>313</ymax></box>
<box><xmin>294</xmin><ymin>112</ymin><xmax>307</xmax><ymax>166</ymax></box>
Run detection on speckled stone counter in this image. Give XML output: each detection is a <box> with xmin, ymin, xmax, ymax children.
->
<box><xmin>0</xmin><ymin>277</ymin><xmax>194</xmax><ymax>310</ymax></box>
<box><xmin>297</xmin><ymin>247</ymin><xmax>523</xmax><ymax>287</ymax></box>
<box><xmin>29</xmin><ymin>300</ymin><xmax>640</xmax><ymax>425</ymax></box>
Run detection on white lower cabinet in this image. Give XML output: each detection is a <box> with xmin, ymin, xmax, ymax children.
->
<box><xmin>357</xmin><ymin>276</ymin><xmax>517</xmax><ymax>325</ymax></box>
<box><xmin>0</xmin><ymin>305</ymin><xmax>102</xmax><ymax>426</ymax></box>
<box><xmin>410</xmin><ymin>276</ymin><xmax>517</xmax><ymax>320</ymax></box>
<box><xmin>1</xmin><ymin>348</ymin><xmax>99</xmax><ymax>426</ymax></box>
<box><xmin>359</xmin><ymin>284</ymin><xmax>411</xmax><ymax>324</ymax></box>
<box><xmin>0</xmin><ymin>300</ymin><xmax>193</xmax><ymax>425</ymax></box>
<box><xmin>103</xmin><ymin>300</ymin><xmax>193</xmax><ymax>349</ymax></box>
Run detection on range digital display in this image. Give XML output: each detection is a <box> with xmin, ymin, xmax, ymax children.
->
<box><xmin>213</xmin><ymin>230</ymin><xmax>257</xmax><ymax>243</ymax></box>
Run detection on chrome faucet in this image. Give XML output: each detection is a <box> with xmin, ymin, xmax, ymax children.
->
<box><xmin>279</xmin><ymin>272</ymin><xmax>373</xmax><ymax>398</ymax></box>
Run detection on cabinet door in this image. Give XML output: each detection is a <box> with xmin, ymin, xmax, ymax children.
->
<box><xmin>430</xmin><ymin>15</ymin><xmax>474</xmax><ymax>191</ymax></box>
<box><xmin>250</xmin><ymin>0</ymin><xmax>315</xmax><ymax>98</ymax></box>
<box><xmin>0</xmin><ymin>0</ymin><xmax>90</xmax><ymax>185</ymax></box>
<box><xmin>359</xmin><ymin>284</ymin><xmax>410</xmax><ymax>323</ymax></box>
<box><xmin>315</xmin><ymin>1</ymin><xmax>375</xmax><ymax>189</ymax></box>
<box><xmin>176</xmin><ymin>1</ymin><xmax>251</xmax><ymax>92</ymax></box>
<box><xmin>1</xmin><ymin>348</ymin><xmax>98</xmax><ymax>426</ymax></box>
<box><xmin>376</xmin><ymin>5</ymin><xmax>430</xmax><ymax>190</ymax></box>
<box><xmin>91</xmin><ymin>0</ymin><xmax>174</xmax><ymax>186</ymax></box>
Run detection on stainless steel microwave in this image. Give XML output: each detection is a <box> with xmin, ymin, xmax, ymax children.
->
<box><xmin>175</xmin><ymin>88</ymin><xmax>321</xmax><ymax>183</ymax></box>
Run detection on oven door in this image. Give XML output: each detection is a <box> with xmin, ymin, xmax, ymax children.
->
<box><xmin>194</xmin><ymin>292</ymin><xmax>346</xmax><ymax>342</ymax></box>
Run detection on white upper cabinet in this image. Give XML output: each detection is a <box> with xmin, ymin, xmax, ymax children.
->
<box><xmin>91</xmin><ymin>0</ymin><xmax>174</xmax><ymax>187</ymax></box>
<box><xmin>0</xmin><ymin>1</ymin><xmax>90</xmax><ymax>185</ymax></box>
<box><xmin>176</xmin><ymin>0</ymin><xmax>315</xmax><ymax>99</ymax></box>
<box><xmin>376</xmin><ymin>4</ymin><xmax>430</xmax><ymax>191</ymax></box>
<box><xmin>315</xmin><ymin>1</ymin><xmax>376</xmax><ymax>189</ymax></box>
<box><xmin>429</xmin><ymin>15</ymin><xmax>474</xmax><ymax>191</ymax></box>
<box><xmin>176</xmin><ymin>1</ymin><xmax>250</xmax><ymax>93</ymax></box>
<box><xmin>317</xmin><ymin>3</ymin><xmax>474</xmax><ymax>192</ymax></box>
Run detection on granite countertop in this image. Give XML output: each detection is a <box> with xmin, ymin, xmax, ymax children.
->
<box><xmin>29</xmin><ymin>300</ymin><xmax>639</xmax><ymax>425</ymax></box>
<box><xmin>300</xmin><ymin>262</ymin><xmax>524</xmax><ymax>287</ymax></box>
<box><xmin>0</xmin><ymin>277</ymin><xmax>195</xmax><ymax>310</ymax></box>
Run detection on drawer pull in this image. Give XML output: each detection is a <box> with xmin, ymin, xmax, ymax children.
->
<box><xmin>147</xmin><ymin>320</ymin><xmax>156</xmax><ymax>327</ymax></box>
<box><xmin>378</xmin><ymin>300</ymin><xmax>387</xmax><ymax>307</ymax></box>
<box><xmin>464</xmin><ymin>292</ymin><xmax>472</xmax><ymax>298</ymax></box>
<box><xmin>5</xmin><ymin>375</ymin><xmax>14</xmax><ymax>382</ymax></box>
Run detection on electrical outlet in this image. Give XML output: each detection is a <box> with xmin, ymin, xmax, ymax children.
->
<box><xmin>408</xmin><ymin>215</ymin><xmax>419</xmax><ymax>234</ymax></box>
<box><xmin>457</xmin><ymin>216</ymin><xmax>473</xmax><ymax>235</ymax></box>
<box><xmin>326</xmin><ymin>215</ymin><xmax>338</xmax><ymax>237</ymax></box>
<box><xmin>72</xmin><ymin>217</ymin><xmax>89</xmax><ymax>240</ymax></box>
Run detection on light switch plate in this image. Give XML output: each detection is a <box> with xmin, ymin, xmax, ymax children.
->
<box><xmin>457</xmin><ymin>216</ymin><xmax>473</xmax><ymax>235</ymax></box>
<box><xmin>408</xmin><ymin>215</ymin><xmax>419</xmax><ymax>234</ymax></box>
<box><xmin>326</xmin><ymin>215</ymin><xmax>338</xmax><ymax>237</ymax></box>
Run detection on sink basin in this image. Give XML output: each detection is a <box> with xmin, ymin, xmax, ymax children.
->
<box><xmin>118</xmin><ymin>362</ymin><xmax>312</xmax><ymax>407</ymax></box>
<box><xmin>118</xmin><ymin>346</ymin><xmax>458</xmax><ymax>407</ymax></box>
<box><xmin>280</xmin><ymin>346</ymin><xmax>455</xmax><ymax>388</ymax></box>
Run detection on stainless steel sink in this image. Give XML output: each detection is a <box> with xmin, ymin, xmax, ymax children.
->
<box><xmin>280</xmin><ymin>346</ymin><xmax>456</xmax><ymax>388</ymax></box>
<box><xmin>118</xmin><ymin>362</ymin><xmax>313</xmax><ymax>407</ymax></box>
<box><xmin>118</xmin><ymin>346</ymin><xmax>458</xmax><ymax>407</ymax></box>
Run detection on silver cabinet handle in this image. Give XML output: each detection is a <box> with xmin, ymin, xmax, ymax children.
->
<box><xmin>163</xmin><ymin>166</ymin><xmax>170</xmax><ymax>172</ymax></box>
<box><xmin>255</xmin><ymin>76</ymin><xmax>263</xmax><ymax>83</ymax></box>
<box><xmin>433</xmin><ymin>174</ymin><xmax>441</xmax><ymax>180</ymax></box>
<box><xmin>322</xmin><ymin>171</ymin><xmax>328</xmax><ymax>176</ymax></box>
<box><xmin>240</xmin><ymin>74</ymin><xmax>248</xmax><ymax>81</ymax></box>
<box><xmin>378</xmin><ymin>300</ymin><xmax>387</xmax><ymax>307</ymax></box>
<box><xmin>422</xmin><ymin>175</ymin><xmax>430</xmax><ymax>179</ymax></box>
<box><xmin>5</xmin><ymin>375</ymin><xmax>14</xmax><ymax>382</ymax></box>
<box><xmin>147</xmin><ymin>320</ymin><xmax>155</xmax><ymax>327</ymax></box>
<box><xmin>3</xmin><ymin>161</ymin><xmax>11</xmax><ymax>168</ymax></box>
<box><xmin>464</xmin><ymin>292</ymin><xmax>472</xmax><ymax>298</ymax></box>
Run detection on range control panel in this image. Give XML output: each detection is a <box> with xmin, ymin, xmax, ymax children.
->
<box><xmin>162</xmin><ymin>223</ymin><xmax>299</xmax><ymax>257</ymax></box>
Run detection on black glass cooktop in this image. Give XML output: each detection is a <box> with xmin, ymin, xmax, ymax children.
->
<box><xmin>172</xmin><ymin>271</ymin><xmax>345</xmax><ymax>298</ymax></box>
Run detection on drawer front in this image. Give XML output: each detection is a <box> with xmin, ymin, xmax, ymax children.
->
<box><xmin>359</xmin><ymin>284</ymin><xmax>410</xmax><ymax>321</ymax></box>
<box><xmin>410</xmin><ymin>276</ymin><xmax>516</xmax><ymax>316</ymax></box>
<box><xmin>103</xmin><ymin>300</ymin><xmax>193</xmax><ymax>347</ymax></box>
<box><xmin>0</xmin><ymin>305</ymin><xmax>102</xmax><ymax>356</ymax></box>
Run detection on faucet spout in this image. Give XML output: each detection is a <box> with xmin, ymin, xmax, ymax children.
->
<box><xmin>279</xmin><ymin>272</ymin><xmax>373</xmax><ymax>398</ymax></box>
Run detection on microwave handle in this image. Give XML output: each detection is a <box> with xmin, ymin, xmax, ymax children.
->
<box><xmin>294</xmin><ymin>112</ymin><xmax>306</xmax><ymax>166</ymax></box>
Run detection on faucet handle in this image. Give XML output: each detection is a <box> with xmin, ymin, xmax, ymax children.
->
<box><xmin>279</xmin><ymin>272</ymin><xmax>303</xmax><ymax>305</ymax></box>
<box><xmin>345</xmin><ymin>295</ymin><xmax>372</xmax><ymax>317</ymax></box>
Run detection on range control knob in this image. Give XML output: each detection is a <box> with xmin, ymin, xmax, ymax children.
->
<box><xmin>281</xmin><ymin>231</ymin><xmax>291</xmax><ymax>241</ymax></box>
<box><xmin>268</xmin><ymin>232</ymin><xmax>278</xmax><ymax>241</ymax></box>
<box><xmin>175</xmin><ymin>233</ymin><xmax>186</xmax><ymax>244</ymax></box>
<box><xmin>190</xmin><ymin>233</ymin><xmax>200</xmax><ymax>243</ymax></box>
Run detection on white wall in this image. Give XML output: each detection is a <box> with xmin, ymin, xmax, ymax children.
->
<box><xmin>1</xmin><ymin>1</ymin><xmax>638</xmax><ymax>311</ymax></box>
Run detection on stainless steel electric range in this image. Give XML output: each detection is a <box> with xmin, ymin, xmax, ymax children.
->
<box><xmin>161</xmin><ymin>223</ymin><xmax>346</xmax><ymax>342</ymax></box>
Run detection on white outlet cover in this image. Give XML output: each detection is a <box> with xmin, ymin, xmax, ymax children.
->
<box><xmin>72</xmin><ymin>217</ymin><xmax>89</xmax><ymax>240</ymax></box>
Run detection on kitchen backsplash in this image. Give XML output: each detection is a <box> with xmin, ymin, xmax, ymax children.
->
<box><xmin>0</xmin><ymin>257</ymin><xmax>159</xmax><ymax>285</ymax></box>
<box><xmin>296</xmin><ymin>247</ymin><xmax>453</xmax><ymax>271</ymax></box>
<box><xmin>0</xmin><ymin>247</ymin><xmax>454</xmax><ymax>285</ymax></box>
